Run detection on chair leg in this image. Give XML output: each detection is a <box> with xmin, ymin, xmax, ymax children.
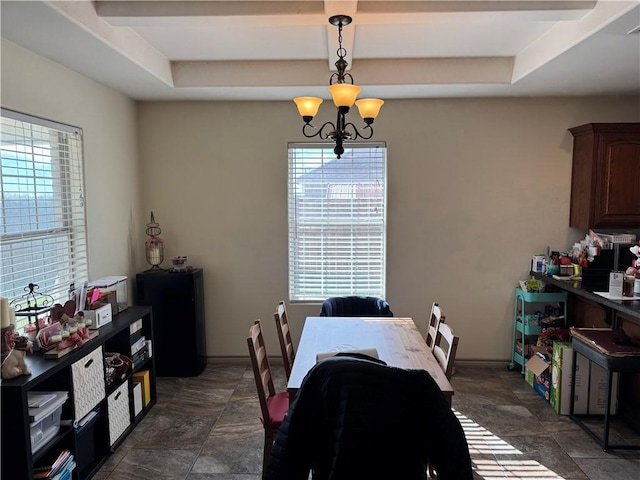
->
<box><xmin>263</xmin><ymin>429</ymin><xmax>275</xmax><ymax>480</ymax></box>
<box><xmin>428</xmin><ymin>461</ymin><xmax>438</xmax><ymax>479</ymax></box>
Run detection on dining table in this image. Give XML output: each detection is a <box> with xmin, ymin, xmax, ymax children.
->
<box><xmin>287</xmin><ymin>316</ymin><xmax>454</xmax><ymax>405</ymax></box>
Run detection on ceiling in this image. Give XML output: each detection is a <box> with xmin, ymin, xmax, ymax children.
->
<box><xmin>1</xmin><ymin>1</ymin><xmax>639</xmax><ymax>102</ymax></box>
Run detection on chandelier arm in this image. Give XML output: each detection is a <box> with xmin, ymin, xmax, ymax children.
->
<box><xmin>343</xmin><ymin>122</ymin><xmax>374</xmax><ymax>140</ymax></box>
<box><xmin>301</xmin><ymin>121</ymin><xmax>337</xmax><ymax>139</ymax></box>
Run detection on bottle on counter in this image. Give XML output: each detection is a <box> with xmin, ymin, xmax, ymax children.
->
<box><xmin>624</xmin><ymin>275</ymin><xmax>635</xmax><ymax>297</ymax></box>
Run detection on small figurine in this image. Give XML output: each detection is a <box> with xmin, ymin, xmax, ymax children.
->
<box><xmin>1</xmin><ymin>336</ymin><xmax>33</xmax><ymax>379</ymax></box>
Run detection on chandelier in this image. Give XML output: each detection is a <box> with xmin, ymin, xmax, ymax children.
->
<box><xmin>293</xmin><ymin>15</ymin><xmax>384</xmax><ymax>159</ymax></box>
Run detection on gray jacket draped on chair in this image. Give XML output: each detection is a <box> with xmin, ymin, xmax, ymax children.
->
<box><xmin>266</xmin><ymin>354</ymin><xmax>473</xmax><ymax>480</ymax></box>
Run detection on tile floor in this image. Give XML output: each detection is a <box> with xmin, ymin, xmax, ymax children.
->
<box><xmin>94</xmin><ymin>364</ymin><xmax>640</xmax><ymax>480</ymax></box>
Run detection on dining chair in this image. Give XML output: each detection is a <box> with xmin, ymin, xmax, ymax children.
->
<box><xmin>274</xmin><ymin>300</ymin><xmax>295</xmax><ymax>381</ymax></box>
<box><xmin>265</xmin><ymin>354</ymin><xmax>473</xmax><ymax>480</ymax></box>
<box><xmin>247</xmin><ymin>320</ymin><xmax>290</xmax><ymax>480</ymax></box>
<box><xmin>319</xmin><ymin>296</ymin><xmax>394</xmax><ymax>317</ymax></box>
<box><xmin>433</xmin><ymin>322</ymin><xmax>459</xmax><ymax>380</ymax></box>
<box><xmin>426</xmin><ymin>302</ymin><xmax>445</xmax><ymax>351</ymax></box>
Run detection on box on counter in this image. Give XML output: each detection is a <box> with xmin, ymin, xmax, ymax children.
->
<box><xmin>132</xmin><ymin>370</ymin><xmax>151</xmax><ymax>407</ymax></box>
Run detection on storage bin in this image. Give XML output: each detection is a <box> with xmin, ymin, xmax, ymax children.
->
<box><xmin>30</xmin><ymin>404</ymin><xmax>63</xmax><ymax>453</ymax></box>
<box><xmin>71</xmin><ymin>346</ymin><xmax>106</xmax><ymax>421</ymax></box>
<box><xmin>107</xmin><ymin>382</ymin><xmax>131</xmax><ymax>446</ymax></box>
<box><xmin>87</xmin><ymin>276</ymin><xmax>128</xmax><ymax>313</ymax></box>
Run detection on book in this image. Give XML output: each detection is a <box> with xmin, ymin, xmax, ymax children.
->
<box><xmin>28</xmin><ymin>393</ymin><xmax>58</xmax><ymax>409</ymax></box>
<box><xmin>131</xmin><ymin>335</ymin><xmax>146</xmax><ymax>355</ymax></box>
<box><xmin>34</xmin><ymin>449</ymin><xmax>71</xmax><ymax>478</ymax></box>
<box><xmin>51</xmin><ymin>457</ymin><xmax>75</xmax><ymax>480</ymax></box>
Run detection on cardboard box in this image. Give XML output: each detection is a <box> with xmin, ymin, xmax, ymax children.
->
<box><xmin>133</xmin><ymin>382</ymin><xmax>143</xmax><ymax>416</ymax></box>
<box><xmin>548</xmin><ymin>341</ymin><xmax>618</xmax><ymax>415</ymax></box>
<box><xmin>588</xmin><ymin>362</ymin><xmax>619</xmax><ymax>415</ymax></box>
<box><xmin>525</xmin><ymin>353</ymin><xmax>551</xmax><ymax>402</ymax></box>
<box><xmin>550</xmin><ymin>342</ymin><xmax>589</xmax><ymax>415</ymax></box>
<box><xmin>132</xmin><ymin>370</ymin><xmax>151</xmax><ymax>407</ymax></box>
<box><xmin>84</xmin><ymin>304</ymin><xmax>112</xmax><ymax>329</ymax></box>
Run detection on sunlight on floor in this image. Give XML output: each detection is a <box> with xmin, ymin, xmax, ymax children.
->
<box><xmin>455</xmin><ymin>410</ymin><xmax>566</xmax><ymax>480</ymax></box>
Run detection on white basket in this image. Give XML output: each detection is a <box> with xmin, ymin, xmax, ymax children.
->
<box><xmin>597</xmin><ymin>233</ymin><xmax>636</xmax><ymax>245</ymax></box>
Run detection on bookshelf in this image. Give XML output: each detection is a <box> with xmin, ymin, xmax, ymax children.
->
<box><xmin>1</xmin><ymin>306</ymin><xmax>156</xmax><ymax>479</ymax></box>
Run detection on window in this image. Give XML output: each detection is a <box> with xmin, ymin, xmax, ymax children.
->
<box><xmin>288</xmin><ymin>142</ymin><xmax>387</xmax><ymax>301</ymax></box>
<box><xmin>1</xmin><ymin>108</ymin><xmax>88</xmax><ymax>330</ymax></box>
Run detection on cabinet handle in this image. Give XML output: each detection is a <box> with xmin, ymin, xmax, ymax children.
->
<box><xmin>85</xmin><ymin>358</ymin><xmax>94</xmax><ymax>368</ymax></box>
<box><xmin>115</xmin><ymin>391</ymin><xmax>121</xmax><ymax>400</ymax></box>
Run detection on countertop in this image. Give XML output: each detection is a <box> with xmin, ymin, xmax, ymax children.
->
<box><xmin>529</xmin><ymin>271</ymin><xmax>640</xmax><ymax>321</ymax></box>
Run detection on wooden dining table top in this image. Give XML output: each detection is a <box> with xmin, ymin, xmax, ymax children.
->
<box><xmin>287</xmin><ymin>316</ymin><xmax>454</xmax><ymax>404</ymax></box>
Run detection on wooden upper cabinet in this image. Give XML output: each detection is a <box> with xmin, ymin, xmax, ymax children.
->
<box><xmin>569</xmin><ymin>123</ymin><xmax>640</xmax><ymax>228</ymax></box>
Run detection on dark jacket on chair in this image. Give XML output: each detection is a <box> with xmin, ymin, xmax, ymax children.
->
<box><xmin>320</xmin><ymin>296</ymin><xmax>394</xmax><ymax>317</ymax></box>
<box><xmin>266</xmin><ymin>355</ymin><xmax>473</xmax><ymax>480</ymax></box>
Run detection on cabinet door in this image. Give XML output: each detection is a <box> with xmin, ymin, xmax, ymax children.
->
<box><xmin>570</xmin><ymin>295</ymin><xmax>609</xmax><ymax>328</ymax></box>
<box><xmin>569</xmin><ymin>123</ymin><xmax>640</xmax><ymax>228</ymax></box>
<box><xmin>594</xmin><ymin>134</ymin><xmax>640</xmax><ymax>227</ymax></box>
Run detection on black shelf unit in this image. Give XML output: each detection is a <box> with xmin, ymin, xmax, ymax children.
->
<box><xmin>136</xmin><ymin>268</ymin><xmax>206</xmax><ymax>376</ymax></box>
<box><xmin>1</xmin><ymin>306</ymin><xmax>156</xmax><ymax>480</ymax></box>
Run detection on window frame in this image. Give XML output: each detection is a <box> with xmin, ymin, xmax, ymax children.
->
<box><xmin>1</xmin><ymin>108</ymin><xmax>88</xmax><ymax>331</ymax></box>
<box><xmin>287</xmin><ymin>141</ymin><xmax>387</xmax><ymax>302</ymax></box>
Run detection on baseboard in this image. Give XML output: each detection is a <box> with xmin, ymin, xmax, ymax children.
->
<box><xmin>455</xmin><ymin>359</ymin><xmax>511</xmax><ymax>368</ymax></box>
<box><xmin>207</xmin><ymin>356</ymin><xmax>508</xmax><ymax>368</ymax></box>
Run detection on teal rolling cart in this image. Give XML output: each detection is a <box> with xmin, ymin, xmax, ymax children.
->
<box><xmin>509</xmin><ymin>288</ymin><xmax>568</xmax><ymax>373</ymax></box>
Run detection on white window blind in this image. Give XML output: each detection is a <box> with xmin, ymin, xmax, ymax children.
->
<box><xmin>1</xmin><ymin>108</ymin><xmax>88</xmax><ymax>330</ymax></box>
<box><xmin>288</xmin><ymin>142</ymin><xmax>387</xmax><ymax>301</ymax></box>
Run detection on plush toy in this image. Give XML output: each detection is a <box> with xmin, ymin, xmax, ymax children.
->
<box><xmin>1</xmin><ymin>336</ymin><xmax>33</xmax><ymax>379</ymax></box>
<box><xmin>626</xmin><ymin>245</ymin><xmax>640</xmax><ymax>277</ymax></box>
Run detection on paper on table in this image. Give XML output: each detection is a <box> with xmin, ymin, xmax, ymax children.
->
<box><xmin>316</xmin><ymin>347</ymin><xmax>379</xmax><ymax>362</ymax></box>
<box><xmin>594</xmin><ymin>291</ymin><xmax>638</xmax><ymax>301</ymax></box>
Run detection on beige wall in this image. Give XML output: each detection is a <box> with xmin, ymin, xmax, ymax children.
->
<box><xmin>138</xmin><ymin>97</ymin><xmax>639</xmax><ymax>361</ymax></box>
<box><xmin>4</xmin><ymin>39</ymin><xmax>640</xmax><ymax>362</ymax></box>
<box><xmin>1</xmin><ymin>40</ymin><xmax>144</xmax><ymax>285</ymax></box>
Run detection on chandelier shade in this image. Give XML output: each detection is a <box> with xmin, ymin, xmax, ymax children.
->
<box><xmin>328</xmin><ymin>84</ymin><xmax>362</xmax><ymax>108</ymax></box>
<box><xmin>355</xmin><ymin>98</ymin><xmax>385</xmax><ymax>122</ymax></box>
<box><xmin>294</xmin><ymin>97</ymin><xmax>323</xmax><ymax>121</ymax></box>
<box><xmin>293</xmin><ymin>14</ymin><xmax>384</xmax><ymax>159</ymax></box>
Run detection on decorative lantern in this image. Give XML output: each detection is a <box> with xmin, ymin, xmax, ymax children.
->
<box><xmin>145</xmin><ymin>211</ymin><xmax>165</xmax><ymax>269</ymax></box>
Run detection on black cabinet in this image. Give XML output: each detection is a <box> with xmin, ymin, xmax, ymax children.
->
<box><xmin>136</xmin><ymin>269</ymin><xmax>206</xmax><ymax>376</ymax></box>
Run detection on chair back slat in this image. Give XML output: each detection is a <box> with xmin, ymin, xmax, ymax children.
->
<box><xmin>433</xmin><ymin>321</ymin><xmax>459</xmax><ymax>380</ymax></box>
<box><xmin>426</xmin><ymin>302</ymin><xmax>445</xmax><ymax>351</ymax></box>
<box><xmin>247</xmin><ymin>320</ymin><xmax>276</xmax><ymax>422</ymax></box>
<box><xmin>274</xmin><ymin>300</ymin><xmax>295</xmax><ymax>380</ymax></box>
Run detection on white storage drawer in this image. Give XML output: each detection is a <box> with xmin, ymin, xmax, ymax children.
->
<box><xmin>71</xmin><ymin>346</ymin><xmax>106</xmax><ymax>421</ymax></box>
<box><xmin>107</xmin><ymin>381</ymin><xmax>131</xmax><ymax>446</ymax></box>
